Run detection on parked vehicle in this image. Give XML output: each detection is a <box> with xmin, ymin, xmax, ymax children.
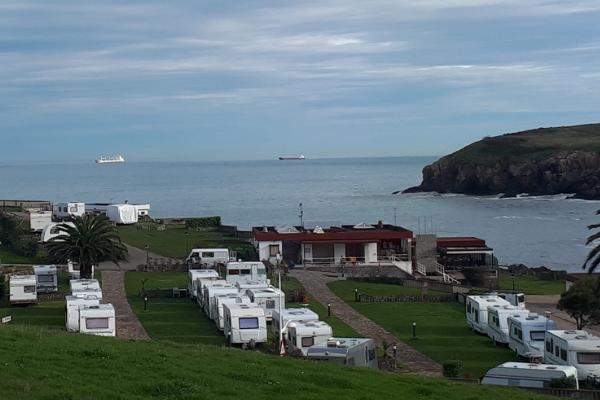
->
<box><xmin>78</xmin><ymin>304</ymin><xmax>116</xmax><ymax>337</ymax></box>
<box><xmin>234</xmin><ymin>280</ymin><xmax>270</xmax><ymax>293</ymax></box>
<box><xmin>544</xmin><ymin>330</ymin><xmax>600</xmax><ymax>381</ymax></box>
<box><xmin>214</xmin><ymin>294</ymin><xmax>251</xmax><ymax>330</ymax></box>
<box><xmin>205</xmin><ymin>285</ymin><xmax>239</xmax><ymax>320</ymax></box>
<box><xmin>65</xmin><ymin>295</ymin><xmax>101</xmax><ymax>332</ymax></box>
<box><xmin>487</xmin><ymin>305</ymin><xmax>527</xmax><ymax>344</ymax></box>
<box><xmin>9</xmin><ymin>275</ymin><xmax>38</xmax><ymax>305</ymax></box>
<box><xmin>70</xmin><ymin>279</ymin><xmax>101</xmax><ymax>293</ymax></box>
<box><xmin>223</xmin><ymin>303</ymin><xmax>267</xmax><ymax>347</ymax></box>
<box><xmin>465</xmin><ymin>295</ymin><xmax>511</xmax><ymax>334</ymax></box>
<box><xmin>187</xmin><ymin>269</ymin><xmax>219</xmax><ymax>299</ymax></box>
<box><xmin>67</xmin><ymin>259</ymin><xmax>95</xmax><ymax>280</ymax></box>
<box><xmin>225</xmin><ymin>262</ymin><xmax>268</xmax><ymax>285</ymax></box>
<box><xmin>245</xmin><ymin>287</ymin><xmax>285</xmax><ymax>322</ymax></box>
<box><xmin>272</xmin><ymin>307</ymin><xmax>319</xmax><ymax>335</ymax></box>
<box><xmin>496</xmin><ymin>292</ymin><xmax>526</xmax><ymax>309</ymax></box>
<box><xmin>197</xmin><ymin>279</ymin><xmax>228</xmax><ymax>308</ymax></box>
<box><xmin>106</xmin><ymin>204</ymin><xmax>138</xmax><ymax>224</ymax></box>
<box><xmin>41</xmin><ymin>222</ymin><xmax>75</xmax><ymax>243</ymax></box>
<box><xmin>508</xmin><ymin>313</ymin><xmax>556</xmax><ymax>360</ymax></box>
<box><xmin>53</xmin><ymin>202</ymin><xmax>85</xmax><ymax>219</ymax></box>
<box><xmin>306</xmin><ymin>338</ymin><xmax>378</xmax><ymax>368</ymax></box>
<box><xmin>482</xmin><ymin>362</ymin><xmax>579</xmax><ymax>389</ymax></box>
<box><xmin>186</xmin><ymin>248</ymin><xmax>230</xmax><ymax>267</ymax></box>
<box><xmin>33</xmin><ymin>265</ymin><xmax>58</xmax><ymax>293</ymax></box>
<box><xmin>287</xmin><ymin>321</ymin><xmax>333</xmax><ymax>355</ymax></box>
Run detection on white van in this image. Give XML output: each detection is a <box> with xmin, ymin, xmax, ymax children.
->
<box><xmin>496</xmin><ymin>292</ymin><xmax>526</xmax><ymax>309</ymax></box>
<box><xmin>33</xmin><ymin>265</ymin><xmax>58</xmax><ymax>293</ymax></box>
<box><xmin>245</xmin><ymin>287</ymin><xmax>285</xmax><ymax>322</ymax></box>
<box><xmin>544</xmin><ymin>330</ymin><xmax>600</xmax><ymax>380</ymax></box>
<box><xmin>223</xmin><ymin>303</ymin><xmax>267</xmax><ymax>347</ymax></box>
<box><xmin>225</xmin><ymin>262</ymin><xmax>268</xmax><ymax>285</ymax></box>
<box><xmin>465</xmin><ymin>295</ymin><xmax>511</xmax><ymax>334</ymax></box>
<box><xmin>9</xmin><ymin>275</ymin><xmax>38</xmax><ymax>305</ymax></box>
<box><xmin>487</xmin><ymin>305</ymin><xmax>526</xmax><ymax>344</ymax></box>
<box><xmin>272</xmin><ymin>307</ymin><xmax>319</xmax><ymax>335</ymax></box>
<box><xmin>186</xmin><ymin>248</ymin><xmax>230</xmax><ymax>267</ymax></box>
<box><xmin>79</xmin><ymin>304</ymin><xmax>116</xmax><ymax>337</ymax></box>
<box><xmin>482</xmin><ymin>362</ymin><xmax>579</xmax><ymax>389</ymax></box>
<box><xmin>187</xmin><ymin>269</ymin><xmax>219</xmax><ymax>299</ymax></box>
<box><xmin>508</xmin><ymin>313</ymin><xmax>556</xmax><ymax>360</ymax></box>
<box><xmin>287</xmin><ymin>321</ymin><xmax>333</xmax><ymax>355</ymax></box>
<box><xmin>65</xmin><ymin>295</ymin><xmax>101</xmax><ymax>332</ymax></box>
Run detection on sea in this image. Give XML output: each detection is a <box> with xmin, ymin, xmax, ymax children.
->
<box><xmin>1</xmin><ymin>156</ymin><xmax>598</xmax><ymax>271</ymax></box>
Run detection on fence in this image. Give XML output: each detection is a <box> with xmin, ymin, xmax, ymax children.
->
<box><xmin>358</xmin><ymin>293</ymin><xmax>455</xmax><ymax>303</ymax></box>
<box><xmin>349</xmin><ymin>277</ymin><xmax>470</xmax><ymax>295</ymax></box>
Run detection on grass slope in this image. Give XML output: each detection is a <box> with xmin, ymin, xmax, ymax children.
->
<box><xmin>329</xmin><ymin>280</ymin><xmax>517</xmax><ymax>377</ymax></box>
<box><xmin>0</xmin><ymin>325</ymin><xmax>552</xmax><ymax>400</ymax></box>
<box><xmin>498</xmin><ymin>271</ymin><xmax>564</xmax><ymax>295</ymax></box>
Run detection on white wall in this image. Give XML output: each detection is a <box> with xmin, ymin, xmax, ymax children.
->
<box><xmin>258</xmin><ymin>241</ymin><xmax>282</xmax><ymax>263</ymax></box>
<box><xmin>364</xmin><ymin>242</ymin><xmax>378</xmax><ymax>263</ymax></box>
<box><xmin>334</xmin><ymin>243</ymin><xmax>346</xmax><ymax>263</ymax></box>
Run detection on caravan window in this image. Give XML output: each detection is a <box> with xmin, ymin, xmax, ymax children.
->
<box><xmin>466</xmin><ymin>302</ymin><xmax>471</xmax><ymax>313</ymax></box>
<box><xmin>202</xmin><ymin>252</ymin><xmax>215</xmax><ymax>258</ymax></box>
<box><xmin>368</xmin><ymin>348</ymin><xmax>376</xmax><ymax>361</ymax></box>
<box><xmin>24</xmin><ymin>285</ymin><xmax>36</xmax><ymax>293</ymax></box>
<box><xmin>37</xmin><ymin>275</ymin><xmax>54</xmax><ymax>283</ymax></box>
<box><xmin>266</xmin><ymin>300</ymin><xmax>276</xmax><ymax>309</ymax></box>
<box><xmin>240</xmin><ymin>269</ymin><xmax>251</xmax><ymax>275</ymax></box>
<box><xmin>561</xmin><ymin>349</ymin><xmax>568</xmax><ymax>361</ymax></box>
<box><xmin>69</xmin><ymin>206</ymin><xmax>78</xmax><ymax>213</ymax></box>
<box><xmin>301</xmin><ymin>337</ymin><xmax>314</xmax><ymax>347</ymax></box>
<box><xmin>257</xmin><ymin>268</ymin><xmax>266</xmax><ymax>277</ymax></box>
<box><xmin>86</xmin><ymin>318</ymin><xmax>109</xmax><ymax>329</ymax></box>
<box><xmin>577</xmin><ymin>352</ymin><xmax>600</xmax><ymax>364</ymax></box>
<box><xmin>555</xmin><ymin>345</ymin><xmax>560</xmax><ymax>357</ymax></box>
<box><xmin>474</xmin><ymin>311</ymin><xmax>479</xmax><ymax>323</ymax></box>
<box><xmin>239</xmin><ymin>317</ymin><xmax>259</xmax><ymax>329</ymax></box>
<box><xmin>546</xmin><ymin>338</ymin><xmax>552</xmax><ymax>352</ymax></box>
<box><xmin>228</xmin><ymin>269</ymin><xmax>240</xmax><ymax>275</ymax></box>
<box><xmin>512</xmin><ymin>327</ymin><xmax>522</xmax><ymax>340</ymax></box>
<box><xmin>530</xmin><ymin>331</ymin><xmax>545</xmax><ymax>341</ymax></box>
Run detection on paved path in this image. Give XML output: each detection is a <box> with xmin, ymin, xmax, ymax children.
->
<box><xmin>98</xmin><ymin>244</ymin><xmax>166</xmax><ymax>271</ymax></box>
<box><xmin>102</xmin><ymin>270</ymin><xmax>150</xmax><ymax>340</ymax></box>
<box><xmin>290</xmin><ymin>269</ymin><xmax>443</xmax><ymax>377</ymax></box>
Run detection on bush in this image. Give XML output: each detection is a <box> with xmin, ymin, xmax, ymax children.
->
<box><xmin>184</xmin><ymin>217</ymin><xmax>221</xmax><ymax>230</ymax></box>
<box><xmin>549</xmin><ymin>376</ymin><xmax>577</xmax><ymax>389</ymax></box>
<box><xmin>0</xmin><ymin>273</ymin><xmax>4</xmax><ymax>300</ymax></box>
<box><xmin>442</xmin><ymin>360</ymin><xmax>464</xmax><ymax>378</ymax></box>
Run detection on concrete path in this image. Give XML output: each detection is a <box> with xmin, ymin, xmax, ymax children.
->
<box><xmin>102</xmin><ymin>270</ymin><xmax>150</xmax><ymax>340</ymax></box>
<box><xmin>98</xmin><ymin>244</ymin><xmax>166</xmax><ymax>271</ymax></box>
<box><xmin>290</xmin><ymin>269</ymin><xmax>443</xmax><ymax>377</ymax></box>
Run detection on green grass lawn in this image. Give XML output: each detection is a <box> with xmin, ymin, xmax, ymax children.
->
<box><xmin>124</xmin><ymin>271</ymin><xmax>224</xmax><ymax>345</ymax></box>
<box><xmin>117</xmin><ymin>224</ymin><xmax>256</xmax><ymax>260</ymax></box>
<box><xmin>498</xmin><ymin>271</ymin><xmax>564</xmax><ymax>295</ymax></box>
<box><xmin>0</xmin><ymin>325</ymin><xmax>554</xmax><ymax>400</ymax></box>
<box><xmin>329</xmin><ymin>280</ymin><xmax>517</xmax><ymax>377</ymax></box>
<box><xmin>0</xmin><ymin>247</ymin><xmax>47</xmax><ymax>265</ymax></box>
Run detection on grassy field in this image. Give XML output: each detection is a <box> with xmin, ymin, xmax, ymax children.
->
<box><xmin>124</xmin><ymin>271</ymin><xmax>224</xmax><ymax>345</ymax></box>
<box><xmin>498</xmin><ymin>271</ymin><xmax>564</xmax><ymax>295</ymax></box>
<box><xmin>0</xmin><ymin>325</ymin><xmax>554</xmax><ymax>400</ymax></box>
<box><xmin>117</xmin><ymin>224</ymin><xmax>256</xmax><ymax>260</ymax></box>
<box><xmin>329</xmin><ymin>280</ymin><xmax>517</xmax><ymax>377</ymax></box>
<box><xmin>0</xmin><ymin>247</ymin><xmax>47</xmax><ymax>265</ymax></box>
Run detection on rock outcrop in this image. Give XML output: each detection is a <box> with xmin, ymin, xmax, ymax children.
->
<box><xmin>403</xmin><ymin>124</ymin><xmax>600</xmax><ymax>199</ymax></box>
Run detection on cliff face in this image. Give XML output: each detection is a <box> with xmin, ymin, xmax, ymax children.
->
<box><xmin>404</xmin><ymin>124</ymin><xmax>600</xmax><ymax>199</ymax></box>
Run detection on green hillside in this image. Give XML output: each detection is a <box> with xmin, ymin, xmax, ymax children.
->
<box><xmin>452</xmin><ymin>123</ymin><xmax>600</xmax><ymax>165</ymax></box>
<box><xmin>0</xmin><ymin>325</ymin><xmax>553</xmax><ymax>400</ymax></box>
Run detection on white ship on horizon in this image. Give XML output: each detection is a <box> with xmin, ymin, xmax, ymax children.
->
<box><xmin>95</xmin><ymin>154</ymin><xmax>125</xmax><ymax>164</ymax></box>
<box><xmin>278</xmin><ymin>155</ymin><xmax>306</xmax><ymax>160</ymax></box>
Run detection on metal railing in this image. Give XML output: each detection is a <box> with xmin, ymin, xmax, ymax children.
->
<box><xmin>436</xmin><ymin>262</ymin><xmax>461</xmax><ymax>285</ymax></box>
<box><xmin>303</xmin><ymin>253</ymin><xmax>410</xmax><ymax>267</ymax></box>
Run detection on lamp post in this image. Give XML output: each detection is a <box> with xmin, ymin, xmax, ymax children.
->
<box><xmin>145</xmin><ymin>244</ymin><xmax>149</xmax><ymax>268</ymax></box>
<box><xmin>185</xmin><ymin>232</ymin><xmax>190</xmax><ymax>256</ymax></box>
<box><xmin>354</xmin><ymin>288</ymin><xmax>358</xmax><ymax>302</ymax></box>
<box><xmin>393</xmin><ymin>344</ymin><xmax>398</xmax><ymax>369</ymax></box>
<box><xmin>412</xmin><ymin>322</ymin><xmax>417</xmax><ymax>339</ymax></box>
<box><xmin>327</xmin><ymin>303</ymin><xmax>331</xmax><ymax>317</ymax></box>
<box><xmin>144</xmin><ymin>296</ymin><xmax>148</xmax><ymax>311</ymax></box>
<box><xmin>545</xmin><ymin>311</ymin><xmax>552</xmax><ymax>331</ymax></box>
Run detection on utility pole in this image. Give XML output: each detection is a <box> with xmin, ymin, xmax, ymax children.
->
<box><xmin>393</xmin><ymin>207</ymin><xmax>397</xmax><ymax>226</ymax></box>
<box><xmin>298</xmin><ymin>203</ymin><xmax>304</xmax><ymax>228</ymax></box>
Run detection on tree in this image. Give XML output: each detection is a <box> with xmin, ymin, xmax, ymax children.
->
<box><xmin>558</xmin><ymin>278</ymin><xmax>600</xmax><ymax>329</ymax></box>
<box><xmin>47</xmin><ymin>214</ymin><xmax>128</xmax><ymax>278</ymax></box>
<box><xmin>584</xmin><ymin>209</ymin><xmax>600</xmax><ymax>272</ymax></box>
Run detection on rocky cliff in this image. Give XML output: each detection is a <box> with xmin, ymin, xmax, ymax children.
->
<box><xmin>403</xmin><ymin>123</ymin><xmax>600</xmax><ymax>199</ymax></box>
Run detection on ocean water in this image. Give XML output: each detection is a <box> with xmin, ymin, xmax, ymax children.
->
<box><xmin>1</xmin><ymin>157</ymin><xmax>598</xmax><ymax>271</ymax></box>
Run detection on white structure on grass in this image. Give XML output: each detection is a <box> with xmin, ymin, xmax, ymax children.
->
<box><xmin>465</xmin><ymin>295</ymin><xmax>511</xmax><ymax>334</ymax></box>
<box><xmin>186</xmin><ymin>248</ymin><xmax>231</xmax><ymax>267</ymax></box>
<box><xmin>271</xmin><ymin>308</ymin><xmax>319</xmax><ymax>335</ymax></box>
<box><xmin>78</xmin><ymin>304</ymin><xmax>116</xmax><ymax>337</ymax></box>
<box><xmin>223</xmin><ymin>303</ymin><xmax>267</xmax><ymax>347</ymax></box>
<box><xmin>482</xmin><ymin>362</ymin><xmax>579</xmax><ymax>389</ymax></box>
<box><xmin>245</xmin><ymin>287</ymin><xmax>285</xmax><ymax>322</ymax></box>
<box><xmin>214</xmin><ymin>294</ymin><xmax>251</xmax><ymax>330</ymax></box>
<box><xmin>187</xmin><ymin>269</ymin><xmax>220</xmax><ymax>299</ymax></box>
<box><xmin>286</xmin><ymin>321</ymin><xmax>333</xmax><ymax>355</ymax></box>
<box><xmin>206</xmin><ymin>284</ymin><xmax>239</xmax><ymax>320</ymax></box>
<box><xmin>306</xmin><ymin>338</ymin><xmax>378</xmax><ymax>368</ymax></box>
<box><xmin>508</xmin><ymin>313</ymin><xmax>556</xmax><ymax>360</ymax></box>
<box><xmin>9</xmin><ymin>275</ymin><xmax>37</xmax><ymax>305</ymax></box>
<box><xmin>29</xmin><ymin>211</ymin><xmax>53</xmax><ymax>232</ymax></box>
<box><xmin>65</xmin><ymin>295</ymin><xmax>101</xmax><ymax>332</ymax></box>
<box><xmin>225</xmin><ymin>262</ymin><xmax>268</xmax><ymax>285</ymax></box>
<box><xmin>487</xmin><ymin>305</ymin><xmax>527</xmax><ymax>344</ymax></box>
<box><xmin>197</xmin><ymin>279</ymin><xmax>228</xmax><ymax>308</ymax></box>
<box><xmin>53</xmin><ymin>202</ymin><xmax>85</xmax><ymax>219</ymax></box>
<box><xmin>544</xmin><ymin>330</ymin><xmax>600</xmax><ymax>380</ymax></box>
<box><xmin>33</xmin><ymin>265</ymin><xmax>58</xmax><ymax>293</ymax></box>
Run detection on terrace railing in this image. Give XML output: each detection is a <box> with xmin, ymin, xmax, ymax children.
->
<box><xmin>436</xmin><ymin>262</ymin><xmax>461</xmax><ymax>285</ymax></box>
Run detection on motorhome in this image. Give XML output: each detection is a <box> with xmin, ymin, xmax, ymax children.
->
<box><xmin>306</xmin><ymin>338</ymin><xmax>378</xmax><ymax>368</ymax></box>
<box><xmin>214</xmin><ymin>294</ymin><xmax>251</xmax><ymax>330</ymax></box>
<box><xmin>234</xmin><ymin>280</ymin><xmax>270</xmax><ymax>293</ymax></box>
<box><xmin>287</xmin><ymin>321</ymin><xmax>333</xmax><ymax>356</ymax></box>
<box><xmin>9</xmin><ymin>275</ymin><xmax>38</xmax><ymax>305</ymax></box>
<box><xmin>497</xmin><ymin>292</ymin><xmax>526</xmax><ymax>309</ymax></box>
<box><xmin>245</xmin><ymin>287</ymin><xmax>285</xmax><ymax>321</ymax></box>
<box><xmin>29</xmin><ymin>211</ymin><xmax>52</xmax><ymax>232</ymax></box>
<box><xmin>272</xmin><ymin>307</ymin><xmax>319</xmax><ymax>335</ymax></box>
<box><xmin>67</xmin><ymin>260</ymin><xmax>95</xmax><ymax>279</ymax></box>
<box><xmin>33</xmin><ymin>265</ymin><xmax>58</xmax><ymax>293</ymax></box>
<box><xmin>223</xmin><ymin>303</ymin><xmax>267</xmax><ymax>347</ymax></box>
<box><xmin>41</xmin><ymin>222</ymin><xmax>75</xmax><ymax>243</ymax></box>
<box><xmin>465</xmin><ymin>295</ymin><xmax>511</xmax><ymax>334</ymax></box>
<box><xmin>225</xmin><ymin>262</ymin><xmax>268</xmax><ymax>285</ymax></box>
<box><xmin>53</xmin><ymin>202</ymin><xmax>85</xmax><ymax>219</ymax></box>
<box><xmin>187</xmin><ymin>269</ymin><xmax>220</xmax><ymax>299</ymax></box>
<box><xmin>197</xmin><ymin>279</ymin><xmax>228</xmax><ymax>308</ymax></box>
<box><xmin>482</xmin><ymin>362</ymin><xmax>579</xmax><ymax>389</ymax></box>
<box><xmin>487</xmin><ymin>305</ymin><xmax>526</xmax><ymax>344</ymax></box>
<box><xmin>186</xmin><ymin>248</ymin><xmax>230</xmax><ymax>268</ymax></box>
<box><xmin>205</xmin><ymin>285</ymin><xmax>239</xmax><ymax>320</ymax></box>
<box><xmin>508</xmin><ymin>313</ymin><xmax>557</xmax><ymax>360</ymax></box>
<box><xmin>65</xmin><ymin>295</ymin><xmax>101</xmax><ymax>332</ymax></box>
<box><xmin>545</xmin><ymin>330</ymin><xmax>600</xmax><ymax>380</ymax></box>
<box><xmin>79</xmin><ymin>304</ymin><xmax>116</xmax><ymax>337</ymax></box>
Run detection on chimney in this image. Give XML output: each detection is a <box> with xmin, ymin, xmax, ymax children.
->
<box><xmin>377</xmin><ymin>220</ymin><xmax>383</xmax><ymax>229</ymax></box>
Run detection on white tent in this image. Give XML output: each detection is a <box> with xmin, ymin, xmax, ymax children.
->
<box><xmin>106</xmin><ymin>204</ymin><xmax>138</xmax><ymax>224</ymax></box>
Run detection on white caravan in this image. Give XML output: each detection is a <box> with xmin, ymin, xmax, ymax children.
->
<box><xmin>223</xmin><ymin>303</ymin><xmax>267</xmax><ymax>347</ymax></box>
<box><xmin>487</xmin><ymin>305</ymin><xmax>526</xmax><ymax>344</ymax></box>
<box><xmin>41</xmin><ymin>222</ymin><xmax>75</xmax><ymax>243</ymax></box>
<box><xmin>306</xmin><ymin>338</ymin><xmax>378</xmax><ymax>369</ymax></box>
<box><xmin>496</xmin><ymin>292</ymin><xmax>526</xmax><ymax>309</ymax></box>
<box><xmin>214</xmin><ymin>294</ymin><xmax>251</xmax><ymax>330</ymax></box>
<box><xmin>67</xmin><ymin>260</ymin><xmax>95</xmax><ymax>280</ymax></box>
<box><xmin>187</xmin><ymin>269</ymin><xmax>219</xmax><ymax>299</ymax></box>
<box><xmin>482</xmin><ymin>362</ymin><xmax>579</xmax><ymax>389</ymax></box>
<box><xmin>508</xmin><ymin>313</ymin><xmax>557</xmax><ymax>360</ymax></box>
<box><xmin>198</xmin><ymin>279</ymin><xmax>228</xmax><ymax>308</ymax></box>
<box><xmin>106</xmin><ymin>204</ymin><xmax>138</xmax><ymax>224</ymax></box>
<box><xmin>545</xmin><ymin>330</ymin><xmax>600</xmax><ymax>381</ymax></box>
<box><xmin>9</xmin><ymin>275</ymin><xmax>38</xmax><ymax>305</ymax></box>
<box><xmin>287</xmin><ymin>321</ymin><xmax>333</xmax><ymax>356</ymax></box>
<box><xmin>70</xmin><ymin>279</ymin><xmax>101</xmax><ymax>293</ymax></box>
<box><xmin>29</xmin><ymin>211</ymin><xmax>52</xmax><ymax>232</ymax></box>
<box><xmin>235</xmin><ymin>280</ymin><xmax>270</xmax><ymax>293</ymax></box>
<box><xmin>245</xmin><ymin>287</ymin><xmax>285</xmax><ymax>322</ymax></box>
<box><xmin>272</xmin><ymin>307</ymin><xmax>319</xmax><ymax>335</ymax></box>
<box><xmin>33</xmin><ymin>265</ymin><xmax>58</xmax><ymax>293</ymax></box>
<box><xmin>225</xmin><ymin>262</ymin><xmax>268</xmax><ymax>285</ymax></box>
<box><xmin>65</xmin><ymin>295</ymin><xmax>101</xmax><ymax>332</ymax></box>
<box><xmin>465</xmin><ymin>295</ymin><xmax>511</xmax><ymax>334</ymax></box>
<box><xmin>206</xmin><ymin>285</ymin><xmax>239</xmax><ymax>320</ymax></box>
<box><xmin>186</xmin><ymin>248</ymin><xmax>230</xmax><ymax>267</ymax></box>
<box><xmin>79</xmin><ymin>304</ymin><xmax>116</xmax><ymax>337</ymax></box>
<box><xmin>53</xmin><ymin>202</ymin><xmax>85</xmax><ymax>219</ymax></box>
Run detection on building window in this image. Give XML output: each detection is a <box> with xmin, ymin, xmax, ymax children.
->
<box><xmin>86</xmin><ymin>318</ymin><xmax>109</xmax><ymax>329</ymax></box>
<box><xmin>239</xmin><ymin>317</ymin><xmax>259</xmax><ymax>329</ymax></box>
<box><xmin>269</xmin><ymin>245</ymin><xmax>279</xmax><ymax>257</ymax></box>
<box><xmin>266</xmin><ymin>300</ymin><xmax>276</xmax><ymax>309</ymax></box>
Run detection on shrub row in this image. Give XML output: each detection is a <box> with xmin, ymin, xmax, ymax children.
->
<box><xmin>185</xmin><ymin>216</ymin><xmax>222</xmax><ymax>229</ymax></box>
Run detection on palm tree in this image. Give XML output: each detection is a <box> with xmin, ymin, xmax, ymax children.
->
<box><xmin>584</xmin><ymin>210</ymin><xmax>600</xmax><ymax>273</ymax></box>
<box><xmin>47</xmin><ymin>214</ymin><xmax>128</xmax><ymax>278</ymax></box>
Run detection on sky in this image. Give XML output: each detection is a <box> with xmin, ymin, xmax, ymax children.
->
<box><xmin>1</xmin><ymin>0</ymin><xmax>600</xmax><ymax>162</ymax></box>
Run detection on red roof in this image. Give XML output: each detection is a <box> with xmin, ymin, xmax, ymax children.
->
<box><xmin>437</xmin><ymin>237</ymin><xmax>487</xmax><ymax>248</ymax></box>
<box><xmin>253</xmin><ymin>224</ymin><xmax>413</xmax><ymax>242</ymax></box>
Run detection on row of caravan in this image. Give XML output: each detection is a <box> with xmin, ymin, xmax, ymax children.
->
<box><xmin>65</xmin><ymin>279</ymin><xmax>116</xmax><ymax>337</ymax></box>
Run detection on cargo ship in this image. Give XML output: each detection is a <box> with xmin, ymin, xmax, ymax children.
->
<box><xmin>278</xmin><ymin>155</ymin><xmax>306</xmax><ymax>160</ymax></box>
<box><xmin>95</xmin><ymin>154</ymin><xmax>125</xmax><ymax>164</ymax></box>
